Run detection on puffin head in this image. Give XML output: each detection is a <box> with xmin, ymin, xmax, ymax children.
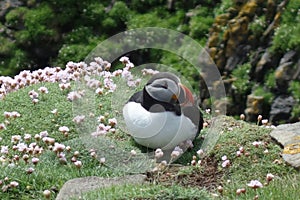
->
<box><xmin>145</xmin><ymin>72</ymin><xmax>194</xmax><ymax>106</ymax></box>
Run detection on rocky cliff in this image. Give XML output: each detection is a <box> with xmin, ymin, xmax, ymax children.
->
<box><xmin>201</xmin><ymin>0</ymin><xmax>299</xmax><ymax>124</ymax></box>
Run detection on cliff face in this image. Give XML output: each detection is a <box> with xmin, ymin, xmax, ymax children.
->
<box><xmin>201</xmin><ymin>0</ymin><xmax>300</xmax><ymax>124</ymax></box>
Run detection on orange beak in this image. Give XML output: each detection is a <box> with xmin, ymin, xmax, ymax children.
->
<box><xmin>178</xmin><ymin>83</ymin><xmax>194</xmax><ymax>106</ymax></box>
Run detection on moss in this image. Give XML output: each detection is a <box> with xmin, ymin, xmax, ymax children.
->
<box><xmin>252</xmin><ymin>85</ymin><xmax>274</xmax><ymax>105</ymax></box>
<box><xmin>231</xmin><ymin>63</ymin><xmax>253</xmax><ymax>95</ymax></box>
<box><xmin>265</xmin><ymin>69</ymin><xmax>276</xmax><ymax>89</ymax></box>
<box><xmin>270</xmin><ymin>0</ymin><xmax>300</xmax><ymax>53</ymax></box>
<box><xmin>23</xmin><ymin>3</ymin><xmax>56</xmax><ymax>41</ymax></box>
<box><xmin>288</xmin><ymin>81</ymin><xmax>300</xmax><ymax>119</ymax></box>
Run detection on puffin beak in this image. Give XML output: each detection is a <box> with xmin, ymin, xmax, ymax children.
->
<box><xmin>178</xmin><ymin>83</ymin><xmax>194</xmax><ymax>106</ymax></box>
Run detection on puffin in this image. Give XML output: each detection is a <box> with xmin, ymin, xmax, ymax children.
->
<box><xmin>123</xmin><ymin>72</ymin><xmax>203</xmax><ymax>150</ymax></box>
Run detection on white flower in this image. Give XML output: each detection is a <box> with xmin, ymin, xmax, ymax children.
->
<box><xmin>221</xmin><ymin>155</ymin><xmax>227</xmax><ymax>161</ymax></box>
<box><xmin>74</xmin><ymin>160</ymin><xmax>82</xmax><ymax>168</ymax></box>
<box><xmin>247</xmin><ymin>180</ymin><xmax>263</xmax><ymax>189</ymax></box>
<box><xmin>155</xmin><ymin>148</ymin><xmax>164</xmax><ymax>159</ymax></box>
<box><xmin>266</xmin><ymin>173</ymin><xmax>274</xmax><ymax>182</ymax></box>
<box><xmin>196</xmin><ymin>149</ymin><xmax>204</xmax><ymax>157</ymax></box>
<box><xmin>252</xmin><ymin>141</ymin><xmax>262</xmax><ymax>147</ymax></box>
<box><xmin>130</xmin><ymin>150</ymin><xmax>137</xmax><ymax>156</ymax></box>
<box><xmin>262</xmin><ymin>119</ymin><xmax>268</xmax><ymax>125</ymax></box>
<box><xmin>43</xmin><ymin>189</ymin><xmax>51</xmax><ymax>198</ymax></box>
<box><xmin>100</xmin><ymin>157</ymin><xmax>105</xmax><ymax>164</ymax></box>
<box><xmin>95</xmin><ymin>87</ymin><xmax>104</xmax><ymax>95</ymax></box>
<box><xmin>51</xmin><ymin>109</ymin><xmax>58</xmax><ymax>115</ymax></box>
<box><xmin>0</xmin><ymin>123</ymin><xmax>6</xmax><ymax>130</ymax></box>
<box><xmin>9</xmin><ymin>181</ymin><xmax>19</xmax><ymax>188</ymax></box>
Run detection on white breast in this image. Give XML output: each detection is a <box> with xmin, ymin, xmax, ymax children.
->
<box><xmin>123</xmin><ymin>102</ymin><xmax>197</xmax><ymax>150</ymax></box>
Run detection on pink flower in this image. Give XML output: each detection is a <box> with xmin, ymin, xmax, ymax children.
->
<box><xmin>73</xmin><ymin>115</ymin><xmax>85</xmax><ymax>124</ymax></box>
<box><xmin>247</xmin><ymin>180</ymin><xmax>263</xmax><ymax>189</ymax></box>
<box><xmin>67</xmin><ymin>91</ymin><xmax>82</xmax><ymax>101</ymax></box>
<box><xmin>59</xmin><ymin>82</ymin><xmax>71</xmax><ymax>90</ymax></box>
<box><xmin>171</xmin><ymin>146</ymin><xmax>183</xmax><ymax>158</ymax></box>
<box><xmin>1</xmin><ymin>146</ymin><xmax>9</xmax><ymax>154</ymax></box>
<box><xmin>53</xmin><ymin>143</ymin><xmax>65</xmax><ymax>153</ymax></box>
<box><xmin>0</xmin><ymin>123</ymin><xmax>6</xmax><ymax>130</ymax></box>
<box><xmin>39</xmin><ymin>131</ymin><xmax>49</xmax><ymax>138</ymax></box>
<box><xmin>38</xmin><ymin>86</ymin><xmax>49</xmax><ymax>94</ymax></box>
<box><xmin>221</xmin><ymin>160</ymin><xmax>230</xmax><ymax>168</ymax></box>
<box><xmin>26</xmin><ymin>167</ymin><xmax>35</xmax><ymax>174</ymax></box>
<box><xmin>119</xmin><ymin>56</ymin><xmax>130</xmax><ymax>63</ymax></box>
<box><xmin>108</xmin><ymin>118</ymin><xmax>117</xmax><ymax>127</ymax></box>
<box><xmin>32</xmin><ymin>157</ymin><xmax>39</xmax><ymax>165</ymax></box>
<box><xmin>59</xmin><ymin>126</ymin><xmax>69</xmax><ymax>133</ymax></box>
<box><xmin>28</xmin><ymin>90</ymin><xmax>39</xmax><ymax>98</ymax></box>
<box><xmin>252</xmin><ymin>141</ymin><xmax>262</xmax><ymax>147</ymax></box>
<box><xmin>74</xmin><ymin>160</ymin><xmax>82</xmax><ymax>168</ymax></box>
<box><xmin>9</xmin><ymin>181</ymin><xmax>19</xmax><ymax>188</ymax></box>
<box><xmin>236</xmin><ymin>151</ymin><xmax>242</xmax><ymax>157</ymax></box>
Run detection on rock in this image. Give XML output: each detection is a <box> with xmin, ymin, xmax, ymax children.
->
<box><xmin>254</xmin><ymin>51</ymin><xmax>272</xmax><ymax>82</ymax></box>
<box><xmin>275</xmin><ymin>50</ymin><xmax>298</xmax><ymax>93</ymax></box>
<box><xmin>269</xmin><ymin>95</ymin><xmax>294</xmax><ymax>124</ymax></box>
<box><xmin>56</xmin><ymin>174</ymin><xmax>147</xmax><ymax>200</ymax></box>
<box><xmin>244</xmin><ymin>94</ymin><xmax>264</xmax><ymax>121</ymax></box>
<box><xmin>270</xmin><ymin>122</ymin><xmax>300</xmax><ymax>168</ymax></box>
<box><xmin>225</xmin><ymin>44</ymin><xmax>251</xmax><ymax>72</ymax></box>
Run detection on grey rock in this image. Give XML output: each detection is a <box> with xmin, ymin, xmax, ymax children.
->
<box><xmin>270</xmin><ymin>122</ymin><xmax>300</xmax><ymax>168</ymax></box>
<box><xmin>269</xmin><ymin>95</ymin><xmax>294</xmax><ymax>124</ymax></box>
<box><xmin>56</xmin><ymin>174</ymin><xmax>147</xmax><ymax>200</ymax></box>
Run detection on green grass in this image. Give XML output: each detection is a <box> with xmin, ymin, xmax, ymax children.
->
<box><xmin>78</xmin><ymin>183</ymin><xmax>212</xmax><ymax>200</ymax></box>
<box><xmin>0</xmin><ymin>78</ymin><xmax>299</xmax><ymax>199</ymax></box>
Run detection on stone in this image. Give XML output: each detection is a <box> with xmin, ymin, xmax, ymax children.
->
<box><xmin>269</xmin><ymin>95</ymin><xmax>294</xmax><ymax>124</ymax></box>
<box><xmin>244</xmin><ymin>94</ymin><xmax>264</xmax><ymax>121</ymax></box>
<box><xmin>56</xmin><ymin>174</ymin><xmax>147</xmax><ymax>200</ymax></box>
<box><xmin>270</xmin><ymin>122</ymin><xmax>300</xmax><ymax>168</ymax></box>
<box><xmin>275</xmin><ymin>50</ymin><xmax>298</xmax><ymax>93</ymax></box>
<box><xmin>254</xmin><ymin>51</ymin><xmax>272</xmax><ymax>82</ymax></box>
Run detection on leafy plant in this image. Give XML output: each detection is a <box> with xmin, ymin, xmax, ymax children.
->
<box><xmin>231</xmin><ymin>63</ymin><xmax>253</xmax><ymax>95</ymax></box>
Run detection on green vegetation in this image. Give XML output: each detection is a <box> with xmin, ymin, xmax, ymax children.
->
<box><xmin>271</xmin><ymin>0</ymin><xmax>300</xmax><ymax>53</ymax></box>
<box><xmin>0</xmin><ymin>72</ymin><xmax>298</xmax><ymax>199</ymax></box>
<box><xmin>79</xmin><ymin>184</ymin><xmax>211</xmax><ymax>200</ymax></box>
<box><xmin>288</xmin><ymin>80</ymin><xmax>300</xmax><ymax>120</ymax></box>
<box><xmin>231</xmin><ymin>63</ymin><xmax>252</xmax><ymax>95</ymax></box>
<box><xmin>1</xmin><ymin>0</ymin><xmax>220</xmax><ymax>76</ymax></box>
